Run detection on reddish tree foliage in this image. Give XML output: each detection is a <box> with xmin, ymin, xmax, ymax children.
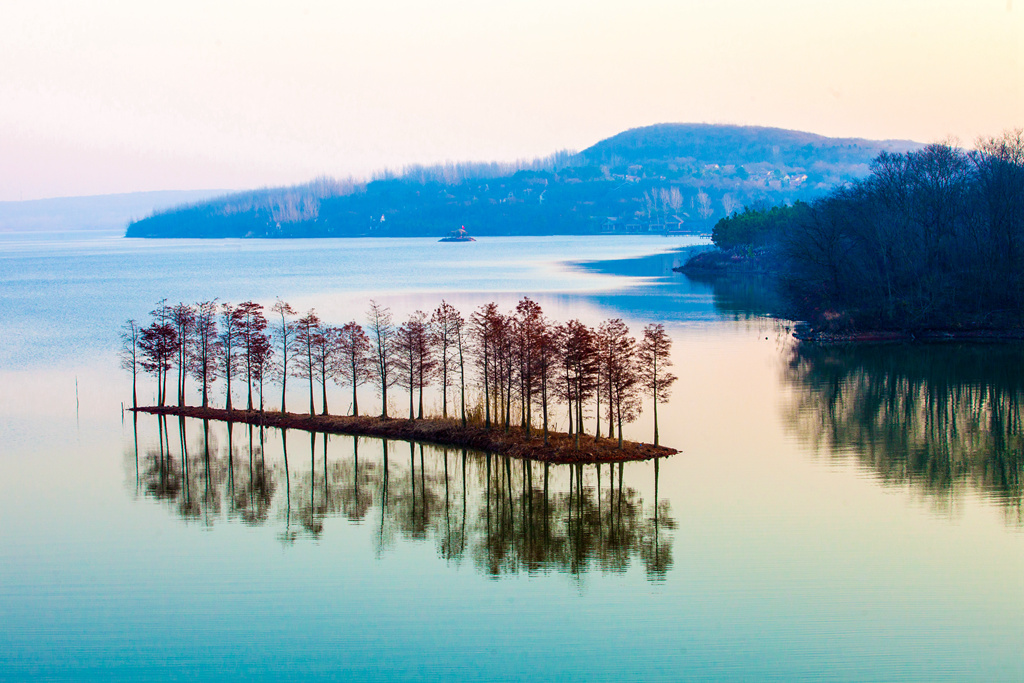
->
<box><xmin>139</xmin><ymin>320</ymin><xmax>177</xmax><ymax>407</ymax></box>
<box><xmin>125</xmin><ymin>296</ymin><xmax>676</xmax><ymax>451</ymax></box>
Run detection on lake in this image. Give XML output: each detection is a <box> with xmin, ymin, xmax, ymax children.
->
<box><xmin>1</xmin><ymin>232</ymin><xmax>1022</xmax><ymax>681</ymax></box>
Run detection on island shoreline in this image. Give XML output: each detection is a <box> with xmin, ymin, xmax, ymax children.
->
<box><xmin>131</xmin><ymin>405</ymin><xmax>678</xmax><ymax>464</ymax></box>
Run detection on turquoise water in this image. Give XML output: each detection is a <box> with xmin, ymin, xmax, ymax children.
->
<box><xmin>1</xmin><ymin>233</ymin><xmax>1022</xmax><ymax>681</ymax></box>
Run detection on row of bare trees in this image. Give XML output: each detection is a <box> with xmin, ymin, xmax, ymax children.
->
<box><xmin>122</xmin><ymin>298</ymin><xmax>677</xmax><ymax>446</ymax></box>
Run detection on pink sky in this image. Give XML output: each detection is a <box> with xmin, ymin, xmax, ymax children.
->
<box><xmin>1</xmin><ymin>0</ymin><xmax>1020</xmax><ymax>200</ymax></box>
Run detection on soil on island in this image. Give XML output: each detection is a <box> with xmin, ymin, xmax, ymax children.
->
<box><xmin>132</xmin><ymin>405</ymin><xmax>678</xmax><ymax>464</ymax></box>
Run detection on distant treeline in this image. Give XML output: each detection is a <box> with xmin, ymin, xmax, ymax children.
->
<box><xmin>706</xmin><ymin>130</ymin><xmax>1024</xmax><ymax>332</ymax></box>
<box><xmin>121</xmin><ymin>298</ymin><xmax>677</xmax><ymax>448</ymax></box>
<box><xmin>125</xmin><ymin>124</ymin><xmax>918</xmax><ymax>238</ymax></box>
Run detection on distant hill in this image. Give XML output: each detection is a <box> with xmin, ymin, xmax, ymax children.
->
<box><xmin>0</xmin><ymin>189</ymin><xmax>229</xmax><ymax>233</ymax></box>
<box><xmin>582</xmin><ymin>123</ymin><xmax>918</xmax><ymax>167</ymax></box>
<box><xmin>126</xmin><ymin>124</ymin><xmax>923</xmax><ymax>238</ymax></box>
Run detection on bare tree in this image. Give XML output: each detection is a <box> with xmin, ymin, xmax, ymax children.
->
<box><xmin>597</xmin><ymin>318</ymin><xmax>632</xmax><ymax>440</ymax></box>
<box><xmin>367</xmin><ymin>300</ymin><xmax>396</xmax><ymax>418</ymax></box>
<box><xmin>119</xmin><ymin>319</ymin><xmax>141</xmax><ymax>409</ymax></box>
<box><xmin>514</xmin><ymin>297</ymin><xmax>544</xmax><ymax>437</ymax></box>
<box><xmin>219</xmin><ymin>303</ymin><xmax>244</xmax><ymax>411</ymax></box>
<box><xmin>639</xmin><ymin>323</ymin><xmax>677</xmax><ymax>446</ymax></box>
<box><xmin>559</xmin><ymin>319</ymin><xmax>597</xmax><ymax>448</ymax></box>
<box><xmin>533</xmin><ymin>313</ymin><xmax>558</xmax><ymax>444</ymax></box>
<box><xmin>605</xmin><ymin>322</ymin><xmax>641</xmax><ymax>448</ymax></box>
<box><xmin>696</xmin><ymin>188</ymin><xmax>714</xmax><ymax>220</ymax></box>
<box><xmin>335</xmin><ymin>321</ymin><xmax>371</xmax><ymax>416</ymax></box>
<box><xmin>412</xmin><ymin>313</ymin><xmax>434</xmax><ymax>419</ymax></box>
<box><xmin>190</xmin><ymin>301</ymin><xmax>220</xmax><ymax>408</ymax></box>
<box><xmin>471</xmin><ymin>303</ymin><xmax>501</xmax><ymax>429</ymax></box>
<box><xmin>311</xmin><ymin>323</ymin><xmax>338</xmax><ymax>415</ymax></box>
<box><xmin>396</xmin><ymin>320</ymin><xmax>414</xmax><ymax>419</ymax></box>
<box><xmin>452</xmin><ymin>308</ymin><xmax>469</xmax><ymax>427</ymax></box>
<box><xmin>271</xmin><ymin>300</ymin><xmax>297</xmax><ymax>413</ymax></box>
<box><xmin>170</xmin><ymin>303</ymin><xmax>195</xmax><ymax>407</ymax></box>
<box><xmin>293</xmin><ymin>310</ymin><xmax>322</xmax><ymax>415</ymax></box>
<box><xmin>395</xmin><ymin>311</ymin><xmax>430</xmax><ymax>419</ymax></box>
<box><xmin>430</xmin><ymin>301</ymin><xmax>461</xmax><ymax>419</ymax></box>
<box><xmin>250</xmin><ymin>328</ymin><xmax>273</xmax><ymax>412</ymax></box>
<box><xmin>236</xmin><ymin>301</ymin><xmax>269</xmax><ymax>411</ymax></box>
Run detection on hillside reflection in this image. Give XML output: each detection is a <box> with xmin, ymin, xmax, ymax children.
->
<box><xmin>785</xmin><ymin>343</ymin><xmax>1024</xmax><ymax>523</ymax></box>
<box><xmin>128</xmin><ymin>417</ymin><xmax>674</xmax><ymax>580</ymax></box>
<box><xmin>680</xmin><ymin>272</ymin><xmax>784</xmax><ymax>320</ymax></box>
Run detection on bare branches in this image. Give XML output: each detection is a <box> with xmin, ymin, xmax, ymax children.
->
<box><xmin>271</xmin><ymin>299</ymin><xmax>297</xmax><ymax>413</ymax></box>
<box><xmin>119</xmin><ymin>319</ymin><xmax>141</xmax><ymax>409</ymax></box>
<box><xmin>335</xmin><ymin>321</ymin><xmax>371</xmax><ymax>416</ymax></box>
<box><xmin>190</xmin><ymin>301</ymin><xmax>220</xmax><ymax>408</ymax></box>
<box><xmin>639</xmin><ymin>323</ymin><xmax>676</xmax><ymax>446</ymax></box>
<box><xmin>367</xmin><ymin>300</ymin><xmax>396</xmax><ymax>418</ymax></box>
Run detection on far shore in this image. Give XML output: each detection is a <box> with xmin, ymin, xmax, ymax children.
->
<box><xmin>675</xmin><ymin>250</ymin><xmax>1024</xmax><ymax>344</ymax></box>
<box><xmin>131</xmin><ymin>405</ymin><xmax>678</xmax><ymax>464</ymax></box>
<box><xmin>792</xmin><ymin>325</ymin><xmax>1024</xmax><ymax>344</ymax></box>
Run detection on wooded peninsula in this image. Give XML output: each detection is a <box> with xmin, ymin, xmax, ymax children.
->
<box><xmin>682</xmin><ymin>129</ymin><xmax>1024</xmax><ymax>337</ymax></box>
<box><xmin>123</xmin><ymin>298</ymin><xmax>679</xmax><ymax>463</ymax></box>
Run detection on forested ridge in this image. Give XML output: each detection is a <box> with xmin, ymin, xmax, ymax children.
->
<box><xmin>124</xmin><ymin>124</ymin><xmax>918</xmax><ymax>238</ymax></box>
<box><xmin>695</xmin><ymin>130</ymin><xmax>1024</xmax><ymax>334</ymax></box>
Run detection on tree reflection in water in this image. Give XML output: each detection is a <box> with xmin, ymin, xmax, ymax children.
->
<box><xmin>785</xmin><ymin>343</ymin><xmax>1024</xmax><ymax>523</ymax></box>
<box><xmin>130</xmin><ymin>417</ymin><xmax>674</xmax><ymax>580</ymax></box>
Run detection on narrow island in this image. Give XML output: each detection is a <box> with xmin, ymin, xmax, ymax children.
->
<box><xmin>121</xmin><ymin>297</ymin><xmax>680</xmax><ymax>465</ymax></box>
<box><xmin>131</xmin><ymin>405</ymin><xmax>676</xmax><ymax>463</ymax></box>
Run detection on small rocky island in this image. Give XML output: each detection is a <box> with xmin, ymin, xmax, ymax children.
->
<box><xmin>439</xmin><ymin>226</ymin><xmax>476</xmax><ymax>242</ymax></box>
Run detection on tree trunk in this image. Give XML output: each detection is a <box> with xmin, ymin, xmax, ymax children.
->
<box><xmin>225</xmin><ymin>361</ymin><xmax>232</xmax><ymax>412</ymax></box>
<box><xmin>483</xmin><ymin>350</ymin><xmax>490</xmax><ymax>429</ymax></box>
<box><xmin>308</xmin><ymin>374</ymin><xmax>315</xmax><ymax>416</ymax></box>
<box><xmin>352</xmin><ymin>378</ymin><xmax>359</xmax><ymax>417</ymax></box>
<box><xmin>541</xmin><ymin>380</ymin><xmax>549</xmax><ymax>445</ymax></box>
<box><xmin>281</xmin><ymin>372</ymin><xmax>287</xmax><ymax>414</ymax></box>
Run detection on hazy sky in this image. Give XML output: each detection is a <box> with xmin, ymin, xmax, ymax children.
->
<box><xmin>1</xmin><ymin>0</ymin><xmax>1020</xmax><ymax>200</ymax></box>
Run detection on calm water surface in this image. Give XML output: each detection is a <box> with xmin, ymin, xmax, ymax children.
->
<box><xmin>1</xmin><ymin>233</ymin><xmax>1022</xmax><ymax>681</ymax></box>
